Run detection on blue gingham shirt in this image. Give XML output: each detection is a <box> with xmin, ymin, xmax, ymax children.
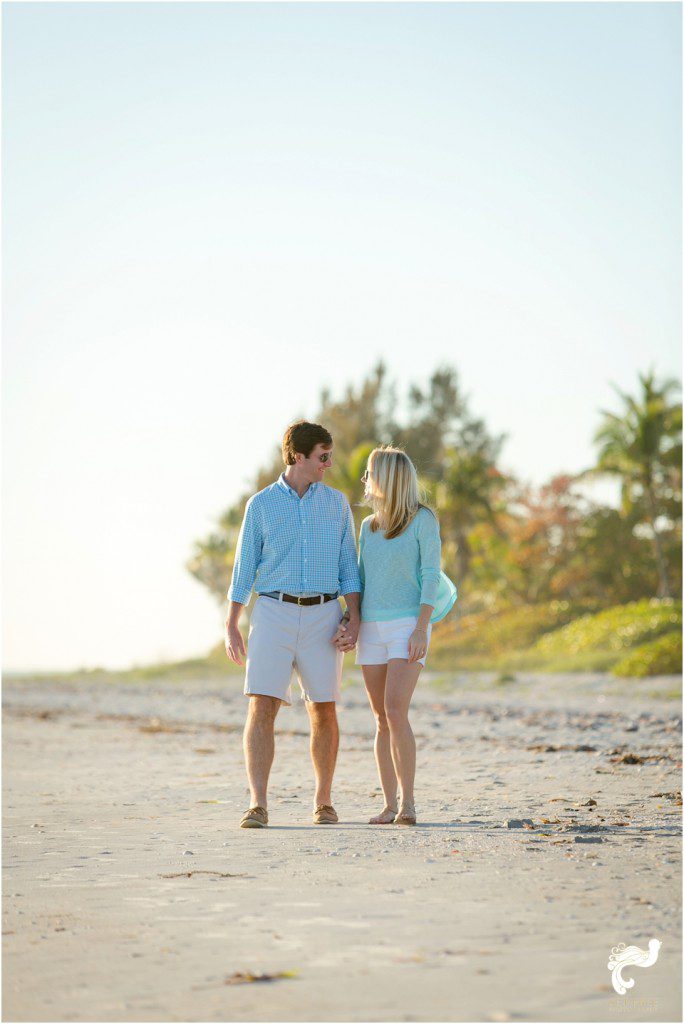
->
<box><xmin>227</xmin><ymin>474</ymin><xmax>362</xmax><ymax>603</ymax></box>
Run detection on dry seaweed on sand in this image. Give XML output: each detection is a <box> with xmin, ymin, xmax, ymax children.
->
<box><xmin>158</xmin><ymin>870</ymin><xmax>247</xmax><ymax>879</ymax></box>
<box><xmin>224</xmin><ymin>971</ymin><xmax>298</xmax><ymax>985</ymax></box>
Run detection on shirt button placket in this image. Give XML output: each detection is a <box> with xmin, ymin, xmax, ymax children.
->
<box><xmin>301</xmin><ymin>503</ymin><xmax>306</xmax><ymax>593</ymax></box>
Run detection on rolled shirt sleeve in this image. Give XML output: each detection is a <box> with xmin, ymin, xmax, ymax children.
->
<box><xmin>417</xmin><ymin>510</ymin><xmax>441</xmax><ymax>607</ymax></box>
<box><xmin>227</xmin><ymin>497</ymin><xmax>263</xmax><ymax>604</ymax></box>
<box><xmin>338</xmin><ymin>500</ymin><xmax>362</xmax><ymax>596</ymax></box>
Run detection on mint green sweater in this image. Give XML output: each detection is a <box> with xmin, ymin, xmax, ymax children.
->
<box><xmin>358</xmin><ymin>507</ymin><xmax>442</xmax><ymax>622</ymax></box>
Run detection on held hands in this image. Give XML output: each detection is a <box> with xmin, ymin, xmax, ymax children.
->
<box><xmin>334</xmin><ymin>619</ymin><xmax>426</xmax><ymax>659</ymax></box>
<box><xmin>333</xmin><ymin>616</ymin><xmax>359</xmax><ymax>653</ymax></box>
<box><xmin>408</xmin><ymin>627</ymin><xmax>428</xmax><ymax>663</ymax></box>
<box><xmin>225</xmin><ymin>622</ymin><xmax>246</xmax><ymax>665</ymax></box>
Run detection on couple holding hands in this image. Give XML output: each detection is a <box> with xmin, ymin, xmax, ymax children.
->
<box><xmin>224</xmin><ymin>420</ymin><xmax>456</xmax><ymax>829</ymax></box>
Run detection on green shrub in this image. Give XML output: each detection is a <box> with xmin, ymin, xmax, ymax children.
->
<box><xmin>533</xmin><ymin>599</ymin><xmax>681</xmax><ymax>656</ymax></box>
<box><xmin>612</xmin><ymin>631</ymin><xmax>683</xmax><ymax>677</ymax></box>
<box><xmin>432</xmin><ymin>599</ymin><xmax>597</xmax><ymax>658</ymax></box>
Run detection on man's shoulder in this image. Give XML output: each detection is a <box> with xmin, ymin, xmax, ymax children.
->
<box><xmin>247</xmin><ymin>480</ymin><xmax>283</xmax><ymax>507</ymax></box>
<box><xmin>317</xmin><ymin>483</ymin><xmax>350</xmax><ymax>508</ymax></box>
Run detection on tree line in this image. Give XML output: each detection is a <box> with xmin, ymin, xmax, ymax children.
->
<box><xmin>187</xmin><ymin>364</ymin><xmax>682</xmax><ymax>613</ymax></box>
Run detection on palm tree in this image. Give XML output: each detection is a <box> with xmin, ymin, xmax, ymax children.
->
<box><xmin>583</xmin><ymin>369</ymin><xmax>681</xmax><ymax>599</ymax></box>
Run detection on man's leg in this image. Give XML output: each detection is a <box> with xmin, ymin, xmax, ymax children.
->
<box><xmin>305</xmin><ymin>700</ymin><xmax>339</xmax><ymax>809</ymax></box>
<box><xmin>243</xmin><ymin>694</ymin><xmax>281</xmax><ymax>809</ymax></box>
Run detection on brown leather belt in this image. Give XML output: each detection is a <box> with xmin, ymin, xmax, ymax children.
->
<box><xmin>261</xmin><ymin>591</ymin><xmax>338</xmax><ymax>606</ymax></box>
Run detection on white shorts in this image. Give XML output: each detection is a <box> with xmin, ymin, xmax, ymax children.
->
<box><xmin>244</xmin><ymin>595</ymin><xmax>345</xmax><ymax>706</ymax></box>
<box><xmin>355</xmin><ymin>616</ymin><xmax>432</xmax><ymax>667</ymax></box>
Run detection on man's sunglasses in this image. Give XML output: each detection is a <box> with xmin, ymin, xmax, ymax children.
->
<box><xmin>317</xmin><ymin>452</ymin><xmax>333</xmax><ymax>463</ymax></box>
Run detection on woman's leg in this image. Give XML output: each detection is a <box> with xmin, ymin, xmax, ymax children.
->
<box><xmin>384</xmin><ymin>659</ymin><xmax>422</xmax><ymax>818</ymax></box>
<box><xmin>361</xmin><ymin>664</ymin><xmax>398</xmax><ymax>823</ymax></box>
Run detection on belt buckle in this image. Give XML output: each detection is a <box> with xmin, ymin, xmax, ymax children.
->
<box><xmin>297</xmin><ymin>595</ymin><xmax>305</xmax><ymax>606</ymax></box>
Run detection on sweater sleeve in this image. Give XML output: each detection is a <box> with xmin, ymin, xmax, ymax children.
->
<box><xmin>338</xmin><ymin>499</ymin><xmax>362</xmax><ymax>595</ymax></box>
<box><xmin>416</xmin><ymin>510</ymin><xmax>441</xmax><ymax>608</ymax></box>
<box><xmin>358</xmin><ymin>520</ymin><xmax>366</xmax><ymax>594</ymax></box>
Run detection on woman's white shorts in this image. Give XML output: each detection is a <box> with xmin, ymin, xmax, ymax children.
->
<box><xmin>355</xmin><ymin>616</ymin><xmax>432</xmax><ymax>667</ymax></box>
<box><xmin>244</xmin><ymin>595</ymin><xmax>345</xmax><ymax>706</ymax></box>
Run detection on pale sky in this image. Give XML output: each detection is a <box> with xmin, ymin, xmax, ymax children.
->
<box><xmin>3</xmin><ymin>1</ymin><xmax>681</xmax><ymax>672</ymax></box>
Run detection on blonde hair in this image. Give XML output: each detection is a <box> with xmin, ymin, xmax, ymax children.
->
<box><xmin>365</xmin><ymin>446</ymin><xmax>433</xmax><ymax>539</ymax></box>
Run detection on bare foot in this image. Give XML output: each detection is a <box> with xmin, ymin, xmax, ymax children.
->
<box><xmin>394</xmin><ymin>804</ymin><xmax>417</xmax><ymax>825</ymax></box>
<box><xmin>369</xmin><ymin>806</ymin><xmax>398</xmax><ymax>824</ymax></box>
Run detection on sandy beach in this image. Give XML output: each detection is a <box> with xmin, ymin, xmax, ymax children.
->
<box><xmin>2</xmin><ymin>670</ymin><xmax>682</xmax><ymax>1023</ymax></box>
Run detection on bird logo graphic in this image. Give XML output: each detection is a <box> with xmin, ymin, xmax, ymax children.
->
<box><xmin>608</xmin><ymin>939</ymin><xmax>662</xmax><ymax>995</ymax></box>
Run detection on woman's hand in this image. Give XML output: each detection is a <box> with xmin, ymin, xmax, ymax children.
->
<box><xmin>333</xmin><ymin>617</ymin><xmax>359</xmax><ymax>652</ymax></box>
<box><xmin>408</xmin><ymin>627</ymin><xmax>428</xmax><ymax>664</ymax></box>
<box><xmin>332</xmin><ymin>621</ymin><xmax>347</xmax><ymax>645</ymax></box>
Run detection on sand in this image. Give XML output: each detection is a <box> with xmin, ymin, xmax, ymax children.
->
<box><xmin>2</xmin><ymin>670</ymin><xmax>682</xmax><ymax>1023</ymax></box>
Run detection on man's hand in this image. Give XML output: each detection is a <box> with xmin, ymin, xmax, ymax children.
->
<box><xmin>333</xmin><ymin>616</ymin><xmax>359</xmax><ymax>653</ymax></box>
<box><xmin>225</xmin><ymin>621</ymin><xmax>246</xmax><ymax>665</ymax></box>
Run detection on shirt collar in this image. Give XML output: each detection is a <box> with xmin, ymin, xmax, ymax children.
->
<box><xmin>277</xmin><ymin>472</ymin><xmax>317</xmax><ymax>499</ymax></box>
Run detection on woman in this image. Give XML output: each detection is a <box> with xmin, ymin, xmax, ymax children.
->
<box><xmin>351</xmin><ymin>445</ymin><xmax>441</xmax><ymax>826</ymax></box>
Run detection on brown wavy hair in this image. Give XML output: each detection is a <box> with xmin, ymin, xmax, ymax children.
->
<box><xmin>281</xmin><ymin>421</ymin><xmax>333</xmax><ymax>466</ymax></box>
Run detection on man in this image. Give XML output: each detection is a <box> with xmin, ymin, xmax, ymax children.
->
<box><xmin>225</xmin><ymin>421</ymin><xmax>361</xmax><ymax>829</ymax></box>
